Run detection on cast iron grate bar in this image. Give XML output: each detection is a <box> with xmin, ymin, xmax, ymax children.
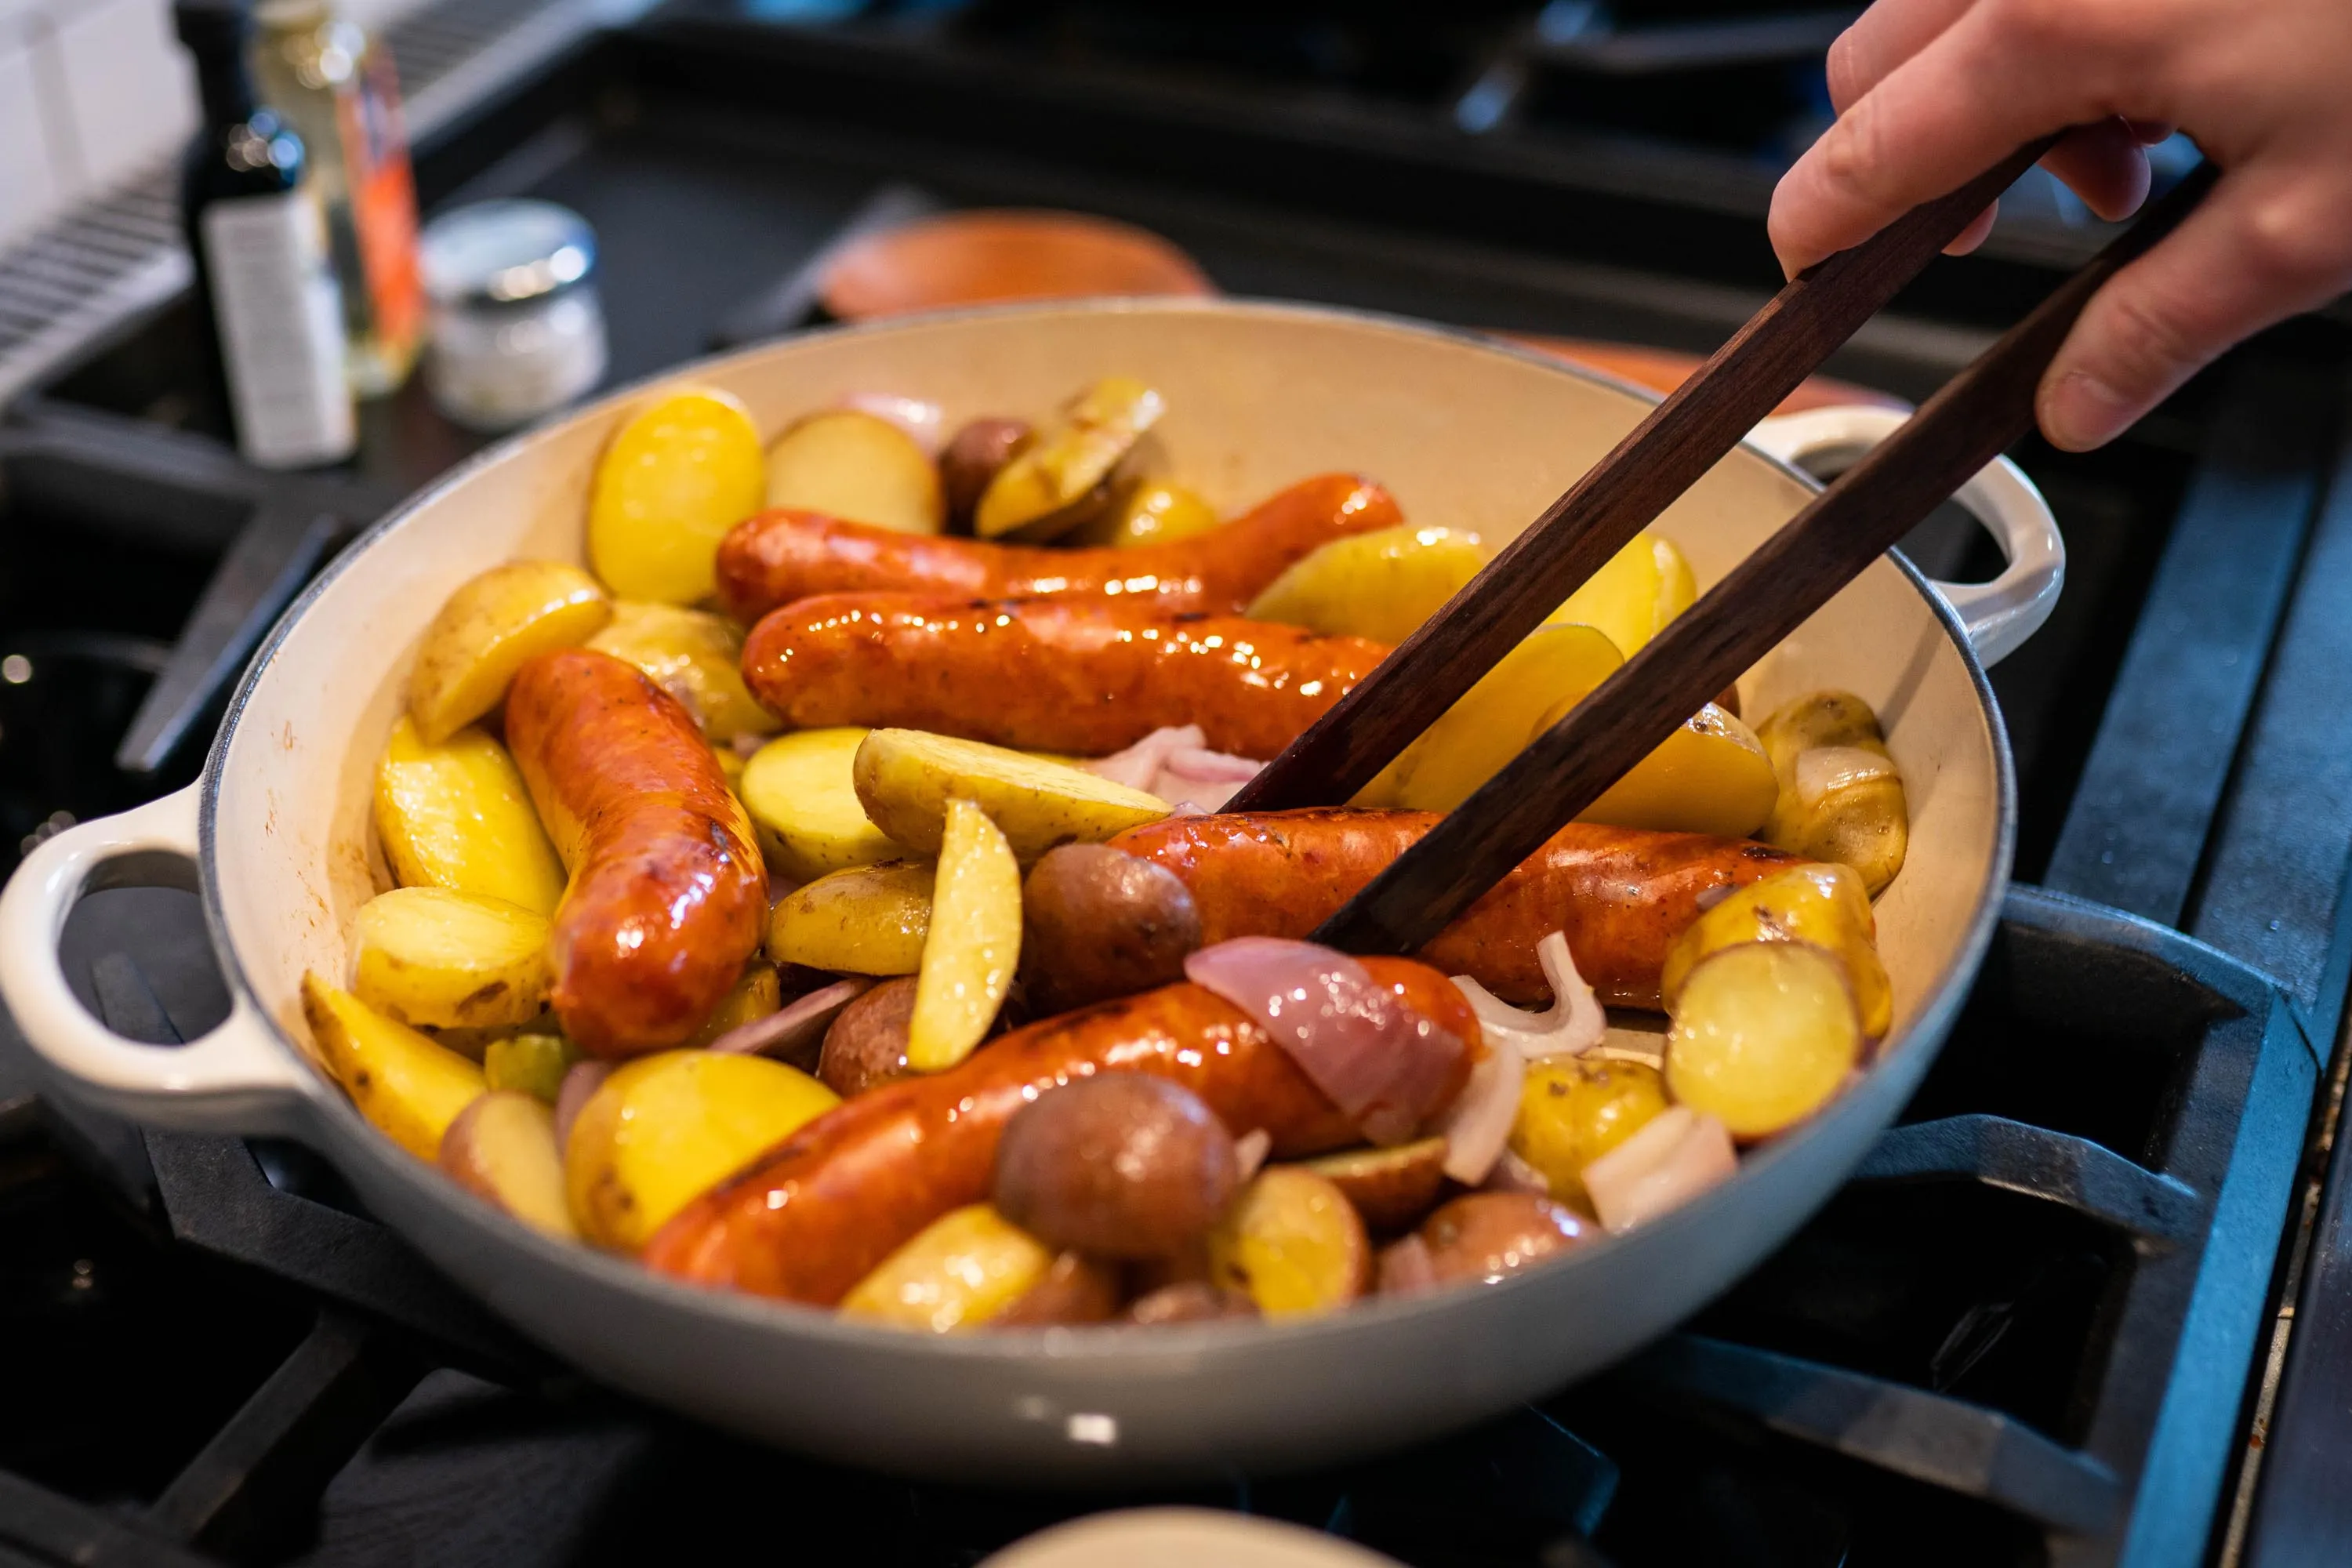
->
<box><xmin>1621</xmin><ymin>1334</ymin><xmax>2122</xmax><ymax>1534</ymax></box>
<box><xmin>1853</xmin><ymin>1114</ymin><xmax>2201</xmax><ymax>1243</ymax></box>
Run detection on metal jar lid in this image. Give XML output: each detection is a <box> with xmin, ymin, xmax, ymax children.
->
<box><xmin>419</xmin><ymin>199</ymin><xmax>597</xmax><ymax>310</ymax></box>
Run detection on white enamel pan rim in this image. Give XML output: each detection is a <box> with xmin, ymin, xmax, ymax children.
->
<box><xmin>111</xmin><ymin>297</ymin><xmax>2026</xmax><ymax>1363</ymax></box>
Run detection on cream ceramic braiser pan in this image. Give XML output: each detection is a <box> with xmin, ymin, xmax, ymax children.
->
<box><xmin>0</xmin><ymin>300</ymin><xmax>2061</xmax><ymax>1481</ymax></box>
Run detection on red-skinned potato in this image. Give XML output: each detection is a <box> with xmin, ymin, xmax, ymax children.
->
<box><xmin>1414</xmin><ymin>1192</ymin><xmax>1588</xmax><ymax>1286</ymax></box>
<box><xmin>818</xmin><ymin>975</ymin><xmax>918</xmax><ymax>1098</ymax></box>
<box><xmin>438</xmin><ymin>1091</ymin><xmax>578</xmax><ymax>1240</ymax></box>
<box><xmin>993</xmin><ymin>1073</ymin><xmax>1237</xmax><ymax>1258</ymax></box>
<box><xmin>992</xmin><ymin>1251</ymin><xmax>1123</xmax><ymax>1327</ymax></box>
<box><xmin>1020</xmin><ymin>844</ymin><xmax>1202</xmax><ymax>1014</ymax></box>
<box><xmin>1125</xmin><ymin>1280</ymin><xmax>1260</xmax><ymax>1325</ymax></box>
<box><xmin>1303</xmin><ymin>1137</ymin><xmax>1451</xmax><ymax>1233</ymax></box>
<box><xmin>940</xmin><ymin>417</ymin><xmax>1036</xmax><ymax>530</ymax></box>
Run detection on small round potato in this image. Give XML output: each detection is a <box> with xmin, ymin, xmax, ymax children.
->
<box><xmin>818</xmin><ymin>976</ymin><xmax>918</xmax><ymax>1098</ymax></box>
<box><xmin>993</xmin><ymin>1073</ymin><xmax>1237</xmax><ymax>1258</ymax></box>
<box><xmin>993</xmin><ymin>1251</ymin><xmax>1123</xmax><ymax>1327</ymax></box>
<box><xmin>1125</xmin><ymin>1281</ymin><xmax>1259</xmax><ymax>1325</ymax></box>
<box><xmin>938</xmin><ymin>417</ymin><xmax>1034</xmax><ymax>529</ymax></box>
<box><xmin>1508</xmin><ymin>1058</ymin><xmax>1668</xmax><ymax>1210</ymax></box>
<box><xmin>1020</xmin><ymin>844</ymin><xmax>1202</xmax><ymax>1014</ymax></box>
<box><xmin>1414</xmin><ymin>1192</ymin><xmax>1588</xmax><ymax>1287</ymax></box>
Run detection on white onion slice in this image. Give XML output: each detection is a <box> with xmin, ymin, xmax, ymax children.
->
<box><xmin>839</xmin><ymin>391</ymin><xmax>945</xmax><ymax>453</ymax></box>
<box><xmin>1582</xmin><ymin>1107</ymin><xmax>1738</xmax><ymax>1233</ymax></box>
<box><xmin>1431</xmin><ymin>1029</ymin><xmax>1523</xmax><ymax>1184</ymax></box>
<box><xmin>1085</xmin><ymin>725</ymin><xmax>1204</xmax><ymax>792</ymax></box>
<box><xmin>1232</xmin><ymin>1127</ymin><xmax>1272</xmax><ymax>1183</ymax></box>
<box><xmin>1449</xmin><ymin>931</ymin><xmax>1605</xmax><ymax>1060</ymax></box>
<box><xmin>1152</xmin><ymin>746</ymin><xmax>1263</xmax><ymax>812</ymax></box>
<box><xmin>553</xmin><ymin>1059</ymin><xmax>612</xmax><ymax>1150</ymax></box>
<box><xmin>1185</xmin><ymin>937</ymin><xmax>1465</xmax><ymax>1145</ymax></box>
<box><xmin>707</xmin><ymin>976</ymin><xmax>873</xmax><ymax>1058</ymax></box>
<box><xmin>1482</xmin><ymin>1148</ymin><xmax>1552</xmax><ymax>1197</ymax></box>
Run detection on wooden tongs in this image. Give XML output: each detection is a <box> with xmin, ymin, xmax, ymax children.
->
<box><xmin>1229</xmin><ymin>142</ymin><xmax>2217</xmax><ymax>953</ymax></box>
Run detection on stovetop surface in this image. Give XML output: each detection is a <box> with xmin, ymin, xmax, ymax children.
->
<box><xmin>5</xmin><ymin>3</ymin><xmax>2352</xmax><ymax>1566</ymax></box>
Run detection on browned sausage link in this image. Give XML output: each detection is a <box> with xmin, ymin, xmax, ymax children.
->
<box><xmin>642</xmin><ymin>960</ymin><xmax>1475</xmax><ymax>1304</ymax></box>
<box><xmin>506</xmin><ymin>649</ymin><xmax>767</xmax><ymax>1058</ymax></box>
<box><xmin>1109</xmin><ymin>810</ymin><xmax>1802</xmax><ymax>1009</ymax></box>
<box><xmin>713</xmin><ymin>473</ymin><xmax>1402</xmax><ymax>622</ymax></box>
<box><xmin>741</xmin><ymin>593</ymin><xmax>1386</xmax><ymax>759</ymax></box>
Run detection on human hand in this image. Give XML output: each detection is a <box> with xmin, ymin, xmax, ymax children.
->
<box><xmin>1769</xmin><ymin>0</ymin><xmax>2352</xmax><ymax>449</ymax></box>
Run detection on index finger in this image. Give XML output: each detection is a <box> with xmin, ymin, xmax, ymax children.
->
<box><xmin>1825</xmin><ymin>0</ymin><xmax>1974</xmax><ymax>111</ymax></box>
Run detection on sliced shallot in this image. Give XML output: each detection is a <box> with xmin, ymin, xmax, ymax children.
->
<box><xmin>707</xmin><ymin>976</ymin><xmax>874</xmax><ymax>1058</ymax></box>
<box><xmin>1377</xmin><ymin>1233</ymin><xmax>1437</xmax><ymax>1296</ymax></box>
<box><xmin>1152</xmin><ymin>746</ymin><xmax>1263</xmax><ymax>812</ymax></box>
<box><xmin>1085</xmin><ymin>725</ymin><xmax>1204</xmax><ymax>793</ymax></box>
<box><xmin>1482</xmin><ymin>1148</ymin><xmax>1553</xmax><ymax>1197</ymax></box>
<box><xmin>1185</xmin><ymin>937</ymin><xmax>1465</xmax><ymax>1145</ymax></box>
<box><xmin>1450</xmin><ymin>931</ymin><xmax>1606</xmax><ymax>1060</ymax></box>
<box><xmin>1581</xmin><ymin>1106</ymin><xmax>1738</xmax><ymax>1233</ymax></box>
<box><xmin>1232</xmin><ymin>1127</ymin><xmax>1272</xmax><ymax>1184</ymax></box>
<box><xmin>840</xmin><ymin>392</ymin><xmax>945</xmax><ymax>453</ymax></box>
<box><xmin>553</xmin><ymin>1059</ymin><xmax>612</xmax><ymax>1150</ymax></box>
<box><xmin>1430</xmin><ymin>1029</ymin><xmax>1523</xmax><ymax>1184</ymax></box>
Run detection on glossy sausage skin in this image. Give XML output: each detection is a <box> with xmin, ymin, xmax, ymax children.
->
<box><xmin>643</xmin><ymin>959</ymin><xmax>1475</xmax><ymax>1304</ymax></box>
<box><xmin>506</xmin><ymin>650</ymin><xmax>767</xmax><ymax>1058</ymax></box>
<box><xmin>742</xmin><ymin>593</ymin><xmax>1386</xmax><ymax>758</ymax></box>
<box><xmin>1109</xmin><ymin>810</ymin><xmax>1801</xmax><ymax>1008</ymax></box>
<box><xmin>714</xmin><ymin>473</ymin><xmax>1400</xmax><ymax>621</ymax></box>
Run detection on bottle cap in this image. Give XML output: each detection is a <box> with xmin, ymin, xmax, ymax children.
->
<box><xmin>419</xmin><ymin>200</ymin><xmax>598</xmax><ymax>309</ymax></box>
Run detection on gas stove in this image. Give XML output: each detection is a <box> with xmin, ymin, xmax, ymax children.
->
<box><xmin>3</xmin><ymin>3</ymin><xmax>2351</xmax><ymax>1566</ymax></box>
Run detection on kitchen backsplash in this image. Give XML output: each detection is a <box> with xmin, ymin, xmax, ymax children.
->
<box><xmin>0</xmin><ymin>0</ymin><xmax>428</xmax><ymax>252</ymax></box>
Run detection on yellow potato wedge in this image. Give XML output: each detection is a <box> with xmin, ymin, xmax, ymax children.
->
<box><xmin>767</xmin><ymin>861</ymin><xmax>935</xmax><ymax>975</ymax></box>
<box><xmin>688</xmin><ymin>960</ymin><xmax>782</xmax><ymax>1047</ymax></box>
<box><xmin>1360</xmin><ymin>623</ymin><xmax>1621</xmax><ymax>811</ymax></box>
<box><xmin>1661</xmin><ymin>862</ymin><xmax>1891</xmax><ymax>1040</ymax></box>
<box><xmin>1575</xmin><ymin>702</ymin><xmax>1778</xmax><ymax>839</ymax></box>
<box><xmin>1070</xmin><ymin>480</ymin><xmax>1221</xmax><ymax>548</ymax></box>
<box><xmin>1508</xmin><ymin>1057</ymin><xmax>1668</xmax><ymax>1210</ymax></box>
<box><xmin>350</xmin><ymin>887</ymin><xmax>550</xmax><ymax>1030</ymax></box>
<box><xmin>1303</xmin><ymin>1137</ymin><xmax>1451</xmax><ymax>1233</ymax></box>
<box><xmin>439</xmin><ymin>1091</ymin><xmax>579</xmax><ymax>1240</ymax></box>
<box><xmin>586</xmin><ymin>601</ymin><xmax>776</xmax><ymax>743</ymax></box>
<box><xmin>1206</xmin><ymin>1165</ymin><xmax>1370</xmax><ymax>1318</ymax></box>
<box><xmin>1758</xmin><ymin>689</ymin><xmax>1909</xmax><ymax>895</ymax></box>
<box><xmin>1548</xmin><ymin>532</ymin><xmax>1697</xmax><ymax>656</ymax></box>
<box><xmin>564</xmin><ymin>1051</ymin><xmax>840</xmax><ymax>1252</ymax></box>
<box><xmin>764</xmin><ymin>408</ymin><xmax>945</xmax><ymax>535</ymax></box>
<box><xmin>1247</xmin><ymin>524</ymin><xmax>1489</xmax><ymax>646</ymax></box>
<box><xmin>586</xmin><ymin>387</ymin><xmax>765</xmax><ymax>604</ymax></box>
<box><xmin>482</xmin><ymin>1032</ymin><xmax>579</xmax><ymax>1102</ymax></box>
<box><xmin>975</xmin><ymin>376</ymin><xmax>1164</xmax><ymax>539</ymax></box>
<box><xmin>906</xmin><ymin>799</ymin><xmax>1021</xmax><ymax>1073</ymax></box>
<box><xmin>838</xmin><ymin>1204</ymin><xmax>1054</xmax><ymax>1333</ymax></box>
<box><xmin>374</xmin><ymin>717</ymin><xmax>564</xmax><ymax>917</ymax></box>
<box><xmin>302</xmin><ymin>974</ymin><xmax>487</xmax><ymax>1162</ymax></box>
<box><xmin>405</xmin><ymin>561</ymin><xmax>612</xmax><ymax>744</ymax></box>
<box><xmin>740</xmin><ymin>728</ymin><xmax>903</xmax><ymax>884</ymax></box>
<box><xmin>1666</xmin><ymin>942</ymin><xmax>1861</xmax><ymax>1139</ymax></box>
<box><xmin>852</xmin><ymin>728</ymin><xmax>1168</xmax><ymax>862</ymax></box>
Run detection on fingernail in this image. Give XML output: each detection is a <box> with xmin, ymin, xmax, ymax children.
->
<box><xmin>2042</xmin><ymin>371</ymin><xmax>2135</xmax><ymax>451</ymax></box>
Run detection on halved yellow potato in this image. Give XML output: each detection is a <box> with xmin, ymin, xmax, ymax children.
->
<box><xmin>906</xmin><ymin>800</ymin><xmax>1021</xmax><ymax>1073</ymax></box>
<box><xmin>1206</xmin><ymin>1166</ymin><xmax>1370</xmax><ymax>1318</ymax></box>
<box><xmin>764</xmin><ymin>408</ymin><xmax>945</xmax><ymax>535</ymax></box>
<box><xmin>1071</xmin><ymin>481</ymin><xmax>1220</xmax><ymax>548</ymax></box>
<box><xmin>586</xmin><ymin>387</ymin><xmax>765</xmax><ymax>604</ymax></box>
<box><xmin>1508</xmin><ymin>1057</ymin><xmax>1668</xmax><ymax>1210</ymax></box>
<box><xmin>482</xmin><ymin>1032</ymin><xmax>579</xmax><ymax>1102</ymax></box>
<box><xmin>1758</xmin><ymin>689</ymin><xmax>1909</xmax><ymax>895</ymax></box>
<box><xmin>1247</xmin><ymin>524</ymin><xmax>1489</xmax><ymax>645</ymax></box>
<box><xmin>1302</xmin><ymin>1138</ymin><xmax>1450</xmax><ymax>1232</ymax></box>
<box><xmin>350</xmin><ymin>887</ymin><xmax>550</xmax><ymax>1030</ymax></box>
<box><xmin>1661</xmin><ymin>862</ymin><xmax>1892</xmax><ymax>1039</ymax></box>
<box><xmin>838</xmin><ymin>1204</ymin><xmax>1054</xmax><ymax>1332</ymax></box>
<box><xmin>739</xmin><ymin>728</ymin><xmax>903</xmax><ymax>884</ymax></box>
<box><xmin>767</xmin><ymin>861</ymin><xmax>935</xmax><ymax>975</ymax></box>
<box><xmin>1548</xmin><ymin>532</ymin><xmax>1697</xmax><ymax>656</ymax></box>
<box><xmin>687</xmin><ymin>960</ymin><xmax>782</xmax><ymax>1046</ymax></box>
<box><xmin>564</xmin><ymin>1050</ymin><xmax>840</xmax><ymax>1252</ymax></box>
<box><xmin>1666</xmin><ymin>942</ymin><xmax>1861</xmax><ymax>1138</ymax></box>
<box><xmin>302</xmin><ymin>974</ymin><xmax>487</xmax><ymax>1162</ymax></box>
<box><xmin>1575</xmin><ymin>702</ymin><xmax>1778</xmax><ymax>839</ymax></box>
<box><xmin>439</xmin><ymin>1091</ymin><xmax>579</xmax><ymax>1240</ymax></box>
<box><xmin>1361</xmin><ymin>623</ymin><xmax>1621</xmax><ymax>811</ymax></box>
<box><xmin>406</xmin><ymin>561</ymin><xmax>612</xmax><ymax>744</ymax></box>
<box><xmin>374</xmin><ymin>717</ymin><xmax>565</xmax><ymax>917</ymax></box>
<box><xmin>975</xmin><ymin>376</ymin><xmax>1164</xmax><ymax>539</ymax></box>
<box><xmin>586</xmin><ymin>601</ymin><xmax>776</xmax><ymax>742</ymax></box>
<box><xmin>852</xmin><ymin>728</ymin><xmax>1168</xmax><ymax>862</ymax></box>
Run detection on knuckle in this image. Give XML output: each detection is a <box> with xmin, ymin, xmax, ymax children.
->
<box><xmin>1824</xmin><ymin>29</ymin><xmax>1864</xmax><ymax>111</ymax></box>
<box><xmin>1817</xmin><ymin>96</ymin><xmax>1893</xmax><ymax>201</ymax></box>
<box><xmin>2238</xmin><ymin>194</ymin><xmax>2352</xmax><ymax>290</ymax></box>
<box><xmin>2095</xmin><ymin>282</ymin><xmax>2205</xmax><ymax>381</ymax></box>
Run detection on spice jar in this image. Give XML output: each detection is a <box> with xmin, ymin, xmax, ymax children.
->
<box><xmin>418</xmin><ymin>200</ymin><xmax>606</xmax><ymax>430</ymax></box>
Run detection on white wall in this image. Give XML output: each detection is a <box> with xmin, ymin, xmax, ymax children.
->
<box><xmin>0</xmin><ymin>0</ymin><xmax>431</xmax><ymax>251</ymax></box>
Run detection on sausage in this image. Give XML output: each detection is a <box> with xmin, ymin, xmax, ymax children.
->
<box><xmin>741</xmin><ymin>593</ymin><xmax>1386</xmax><ymax>758</ymax></box>
<box><xmin>505</xmin><ymin>649</ymin><xmax>767</xmax><ymax>1058</ymax></box>
<box><xmin>1107</xmin><ymin>810</ymin><xmax>1802</xmax><ymax>1009</ymax></box>
<box><xmin>715</xmin><ymin>473</ymin><xmax>1401</xmax><ymax>622</ymax></box>
<box><xmin>642</xmin><ymin>959</ymin><xmax>1475</xmax><ymax>1305</ymax></box>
